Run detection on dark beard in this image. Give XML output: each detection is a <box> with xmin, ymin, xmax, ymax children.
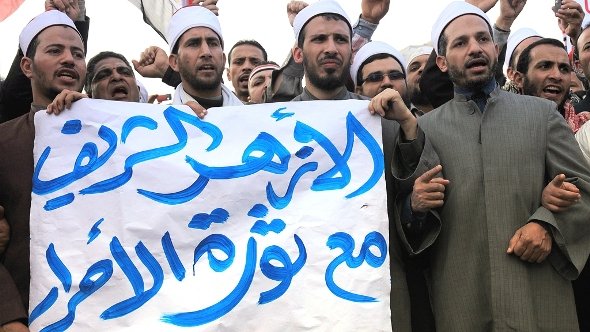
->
<box><xmin>304</xmin><ymin>56</ymin><xmax>350</xmax><ymax>91</ymax></box>
<box><xmin>448</xmin><ymin>58</ymin><xmax>498</xmax><ymax>90</ymax></box>
<box><xmin>180</xmin><ymin>65</ymin><xmax>223</xmax><ymax>92</ymax></box>
<box><xmin>408</xmin><ymin>86</ymin><xmax>430</xmax><ymax>107</ymax></box>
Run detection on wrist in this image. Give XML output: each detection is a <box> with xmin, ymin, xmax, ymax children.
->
<box><xmin>399</xmin><ymin>116</ymin><xmax>418</xmax><ymax>140</ymax></box>
<box><xmin>494</xmin><ymin>18</ymin><xmax>514</xmax><ymax>32</ymax></box>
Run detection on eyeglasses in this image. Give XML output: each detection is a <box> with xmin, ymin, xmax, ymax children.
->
<box><xmin>361</xmin><ymin>71</ymin><xmax>405</xmax><ymax>84</ymax></box>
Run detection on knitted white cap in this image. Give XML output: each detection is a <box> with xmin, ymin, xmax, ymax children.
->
<box><xmin>431</xmin><ymin>1</ymin><xmax>491</xmax><ymax>55</ymax></box>
<box><xmin>167</xmin><ymin>6</ymin><xmax>223</xmax><ymax>53</ymax></box>
<box><xmin>293</xmin><ymin>0</ymin><xmax>351</xmax><ymax>43</ymax></box>
<box><xmin>401</xmin><ymin>45</ymin><xmax>433</xmax><ymax>71</ymax></box>
<box><xmin>350</xmin><ymin>41</ymin><xmax>406</xmax><ymax>87</ymax></box>
<box><xmin>504</xmin><ymin>28</ymin><xmax>542</xmax><ymax>69</ymax></box>
<box><xmin>19</xmin><ymin>10</ymin><xmax>80</xmax><ymax>55</ymax></box>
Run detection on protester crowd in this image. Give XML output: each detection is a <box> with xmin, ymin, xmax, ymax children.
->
<box><xmin>1</xmin><ymin>0</ymin><xmax>590</xmax><ymax>331</ymax></box>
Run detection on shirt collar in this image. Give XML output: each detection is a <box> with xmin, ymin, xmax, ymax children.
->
<box><xmin>454</xmin><ymin>78</ymin><xmax>497</xmax><ymax>99</ymax></box>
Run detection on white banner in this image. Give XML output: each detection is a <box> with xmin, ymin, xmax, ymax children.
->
<box><xmin>29</xmin><ymin>99</ymin><xmax>391</xmax><ymax>331</ymax></box>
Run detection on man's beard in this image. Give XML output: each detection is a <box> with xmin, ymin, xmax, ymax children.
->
<box><xmin>408</xmin><ymin>85</ymin><xmax>430</xmax><ymax>107</ymax></box>
<box><xmin>180</xmin><ymin>64</ymin><xmax>223</xmax><ymax>92</ymax></box>
<box><xmin>522</xmin><ymin>76</ymin><xmax>567</xmax><ymax>110</ymax></box>
<box><xmin>304</xmin><ymin>56</ymin><xmax>350</xmax><ymax>91</ymax></box>
<box><xmin>447</xmin><ymin>57</ymin><xmax>498</xmax><ymax>90</ymax></box>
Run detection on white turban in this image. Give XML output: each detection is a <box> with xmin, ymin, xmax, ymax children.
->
<box><xmin>167</xmin><ymin>6</ymin><xmax>223</xmax><ymax>53</ymax></box>
<box><xmin>350</xmin><ymin>41</ymin><xmax>406</xmax><ymax>87</ymax></box>
<box><xmin>401</xmin><ymin>44</ymin><xmax>434</xmax><ymax>73</ymax></box>
<box><xmin>293</xmin><ymin>0</ymin><xmax>351</xmax><ymax>43</ymax></box>
<box><xmin>431</xmin><ymin>1</ymin><xmax>491</xmax><ymax>55</ymax></box>
<box><xmin>19</xmin><ymin>10</ymin><xmax>80</xmax><ymax>55</ymax></box>
<box><xmin>504</xmin><ymin>28</ymin><xmax>542</xmax><ymax>69</ymax></box>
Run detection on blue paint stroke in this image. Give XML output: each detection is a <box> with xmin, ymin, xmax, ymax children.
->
<box><xmin>33</xmin><ymin>125</ymin><xmax>117</xmax><ymax>195</ymax></box>
<box><xmin>271</xmin><ymin>107</ymin><xmax>294</xmax><ymax>122</ymax></box>
<box><xmin>162</xmin><ymin>232</ymin><xmax>185</xmax><ymax>281</ymax></box>
<box><xmin>87</xmin><ymin>218</ymin><xmax>104</xmax><ymax>244</ymax></box>
<box><xmin>110</xmin><ymin>237</ymin><xmax>144</xmax><ymax>296</ymax></box>
<box><xmin>250</xmin><ymin>219</ymin><xmax>286</xmax><ymax>236</ymax></box>
<box><xmin>342</xmin><ymin>112</ymin><xmax>384</xmax><ymax>198</ymax></box>
<box><xmin>121</xmin><ymin>116</ymin><xmax>158</xmax><ymax>143</ymax></box>
<box><xmin>61</xmin><ymin>120</ymin><xmax>81</xmax><ymax>134</ymax></box>
<box><xmin>41</xmin><ymin>260</ymin><xmax>113</xmax><ymax>332</ymax></box>
<box><xmin>247</xmin><ymin>204</ymin><xmax>268</xmax><ymax>218</ymax></box>
<box><xmin>188</xmin><ymin>208</ymin><xmax>229</xmax><ymax>230</ymax></box>
<box><xmin>29</xmin><ymin>287</ymin><xmax>58</xmax><ymax>324</ymax></box>
<box><xmin>294</xmin><ymin>121</ymin><xmax>351</xmax><ymax>191</ymax></box>
<box><xmin>258</xmin><ymin>234</ymin><xmax>306</xmax><ymax>304</ymax></box>
<box><xmin>161</xmin><ymin>237</ymin><xmax>257</xmax><ymax>327</ymax></box>
<box><xmin>101</xmin><ymin>241</ymin><xmax>164</xmax><ymax>320</ymax></box>
<box><xmin>266</xmin><ymin>162</ymin><xmax>318</xmax><ymax>209</ymax></box>
<box><xmin>295</xmin><ymin>146</ymin><xmax>314</xmax><ymax>159</ymax></box>
<box><xmin>293</xmin><ymin>112</ymin><xmax>385</xmax><ymax>199</ymax></box>
<box><xmin>186</xmin><ymin>132</ymin><xmax>289</xmax><ymax>179</ymax></box>
<box><xmin>80</xmin><ymin>106</ymin><xmax>222</xmax><ymax>195</ymax></box>
<box><xmin>46</xmin><ymin>244</ymin><xmax>72</xmax><ymax>292</ymax></box>
<box><xmin>193</xmin><ymin>234</ymin><xmax>235</xmax><ymax>273</ymax></box>
<box><xmin>44</xmin><ymin>193</ymin><xmax>75</xmax><ymax>211</ymax></box>
<box><xmin>138</xmin><ymin>176</ymin><xmax>209</xmax><ymax>205</ymax></box>
<box><xmin>325</xmin><ymin>232</ymin><xmax>387</xmax><ymax>303</ymax></box>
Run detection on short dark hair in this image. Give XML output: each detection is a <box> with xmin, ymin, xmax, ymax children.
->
<box><xmin>85</xmin><ymin>51</ymin><xmax>132</xmax><ymax>96</ymax></box>
<box><xmin>355</xmin><ymin>53</ymin><xmax>397</xmax><ymax>86</ymax></box>
<box><xmin>437</xmin><ymin>15</ymin><xmax>493</xmax><ymax>56</ymax></box>
<box><xmin>227</xmin><ymin>40</ymin><xmax>267</xmax><ymax>65</ymax></box>
<box><xmin>516</xmin><ymin>38</ymin><xmax>566</xmax><ymax>74</ymax></box>
<box><xmin>297</xmin><ymin>13</ymin><xmax>351</xmax><ymax>48</ymax></box>
<box><xmin>25</xmin><ymin>36</ymin><xmax>40</xmax><ymax>58</ymax></box>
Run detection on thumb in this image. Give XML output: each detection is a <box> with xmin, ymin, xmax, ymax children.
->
<box><xmin>551</xmin><ymin>173</ymin><xmax>566</xmax><ymax>188</ymax></box>
<box><xmin>507</xmin><ymin>229</ymin><xmax>521</xmax><ymax>254</ymax></box>
<box><xmin>132</xmin><ymin>60</ymin><xmax>141</xmax><ymax>70</ymax></box>
<box><xmin>418</xmin><ymin>165</ymin><xmax>443</xmax><ymax>183</ymax></box>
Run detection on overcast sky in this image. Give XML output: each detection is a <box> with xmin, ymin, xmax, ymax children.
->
<box><xmin>0</xmin><ymin>0</ymin><xmax>571</xmax><ymax>96</ymax></box>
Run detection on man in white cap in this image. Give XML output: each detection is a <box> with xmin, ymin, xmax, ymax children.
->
<box><xmin>166</xmin><ymin>5</ymin><xmax>242</xmax><ymax>109</ymax></box>
<box><xmin>0</xmin><ymin>10</ymin><xmax>86</xmax><ymax>332</ymax></box>
<box><xmin>0</xmin><ymin>0</ymin><xmax>89</xmax><ymax>124</ymax></box>
<box><xmin>502</xmin><ymin>27</ymin><xmax>542</xmax><ymax>93</ymax></box>
<box><xmin>370</xmin><ymin>1</ymin><xmax>590</xmax><ymax>330</ymax></box>
<box><xmin>351</xmin><ymin>40</ymin><xmax>438</xmax><ymax>332</ymax></box>
<box><xmin>401</xmin><ymin>44</ymin><xmax>434</xmax><ymax>114</ymax></box>
<box><xmin>418</xmin><ymin>0</ymin><xmax>527</xmax><ymax>108</ymax></box>
<box><xmin>291</xmin><ymin>0</ymin><xmax>363</xmax><ymax>101</ymax></box>
<box><xmin>351</xmin><ymin>41</ymin><xmax>408</xmax><ymax>100</ymax></box>
<box><xmin>247</xmin><ymin>61</ymin><xmax>279</xmax><ymax>104</ymax></box>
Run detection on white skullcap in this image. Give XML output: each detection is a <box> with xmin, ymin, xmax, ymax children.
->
<box><xmin>401</xmin><ymin>45</ymin><xmax>434</xmax><ymax>71</ymax></box>
<box><xmin>350</xmin><ymin>41</ymin><xmax>407</xmax><ymax>87</ymax></box>
<box><xmin>431</xmin><ymin>1</ymin><xmax>491</xmax><ymax>55</ymax></box>
<box><xmin>293</xmin><ymin>0</ymin><xmax>351</xmax><ymax>43</ymax></box>
<box><xmin>504</xmin><ymin>28</ymin><xmax>542</xmax><ymax>69</ymax></box>
<box><xmin>167</xmin><ymin>6</ymin><xmax>223</xmax><ymax>53</ymax></box>
<box><xmin>249</xmin><ymin>63</ymin><xmax>280</xmax><ymax>82</ymax></box>
<box><xmin>19</xmin><ymin>10</ymin><xmax>80</xmax><ymax>55</ymax></box>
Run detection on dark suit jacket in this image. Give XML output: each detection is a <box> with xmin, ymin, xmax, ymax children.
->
<box><xmin>0</xmin><ymin>110</ymin><xmax>35</xmax><ymax>325</ymax></box>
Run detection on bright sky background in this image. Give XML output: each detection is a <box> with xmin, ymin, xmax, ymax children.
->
<box><xmin>0</xmin><ymin>0</ymin><xmax>572</xmax><ymax>96</ymax></box>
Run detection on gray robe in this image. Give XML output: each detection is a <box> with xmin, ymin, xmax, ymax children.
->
<box><xmin>393</xmin><ymin>87</ymin><xmax>590</xmax><ymax>331</ymax></box>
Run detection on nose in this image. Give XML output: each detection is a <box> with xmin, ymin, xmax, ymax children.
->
<box><xmin>548</xmin><ymin>66</ymin><xmax>563</xmax><ymax>81</ymax></box>
<box><xmin>467</xmin><ymin>39</ymin><xmax>483</xmax><ymax>56</ymax></box>
<box><xmin>60</xmin><ymin>50</ymin><xmax>75</xmax><ymax>65</ymax></box>
<box><xmin>199</xmin><ymin>43</ymin><xmax>212</xmax><ymax>58</ymax></box>
<box><xmin>324</xmin><ymin>37</ymin><xmax>338</xmax><ymax>54</ymax></box>
<box><xmin>417</xmin><ymin>64</ymin><xmax>425</xmax><ymax>76</ymax></box>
